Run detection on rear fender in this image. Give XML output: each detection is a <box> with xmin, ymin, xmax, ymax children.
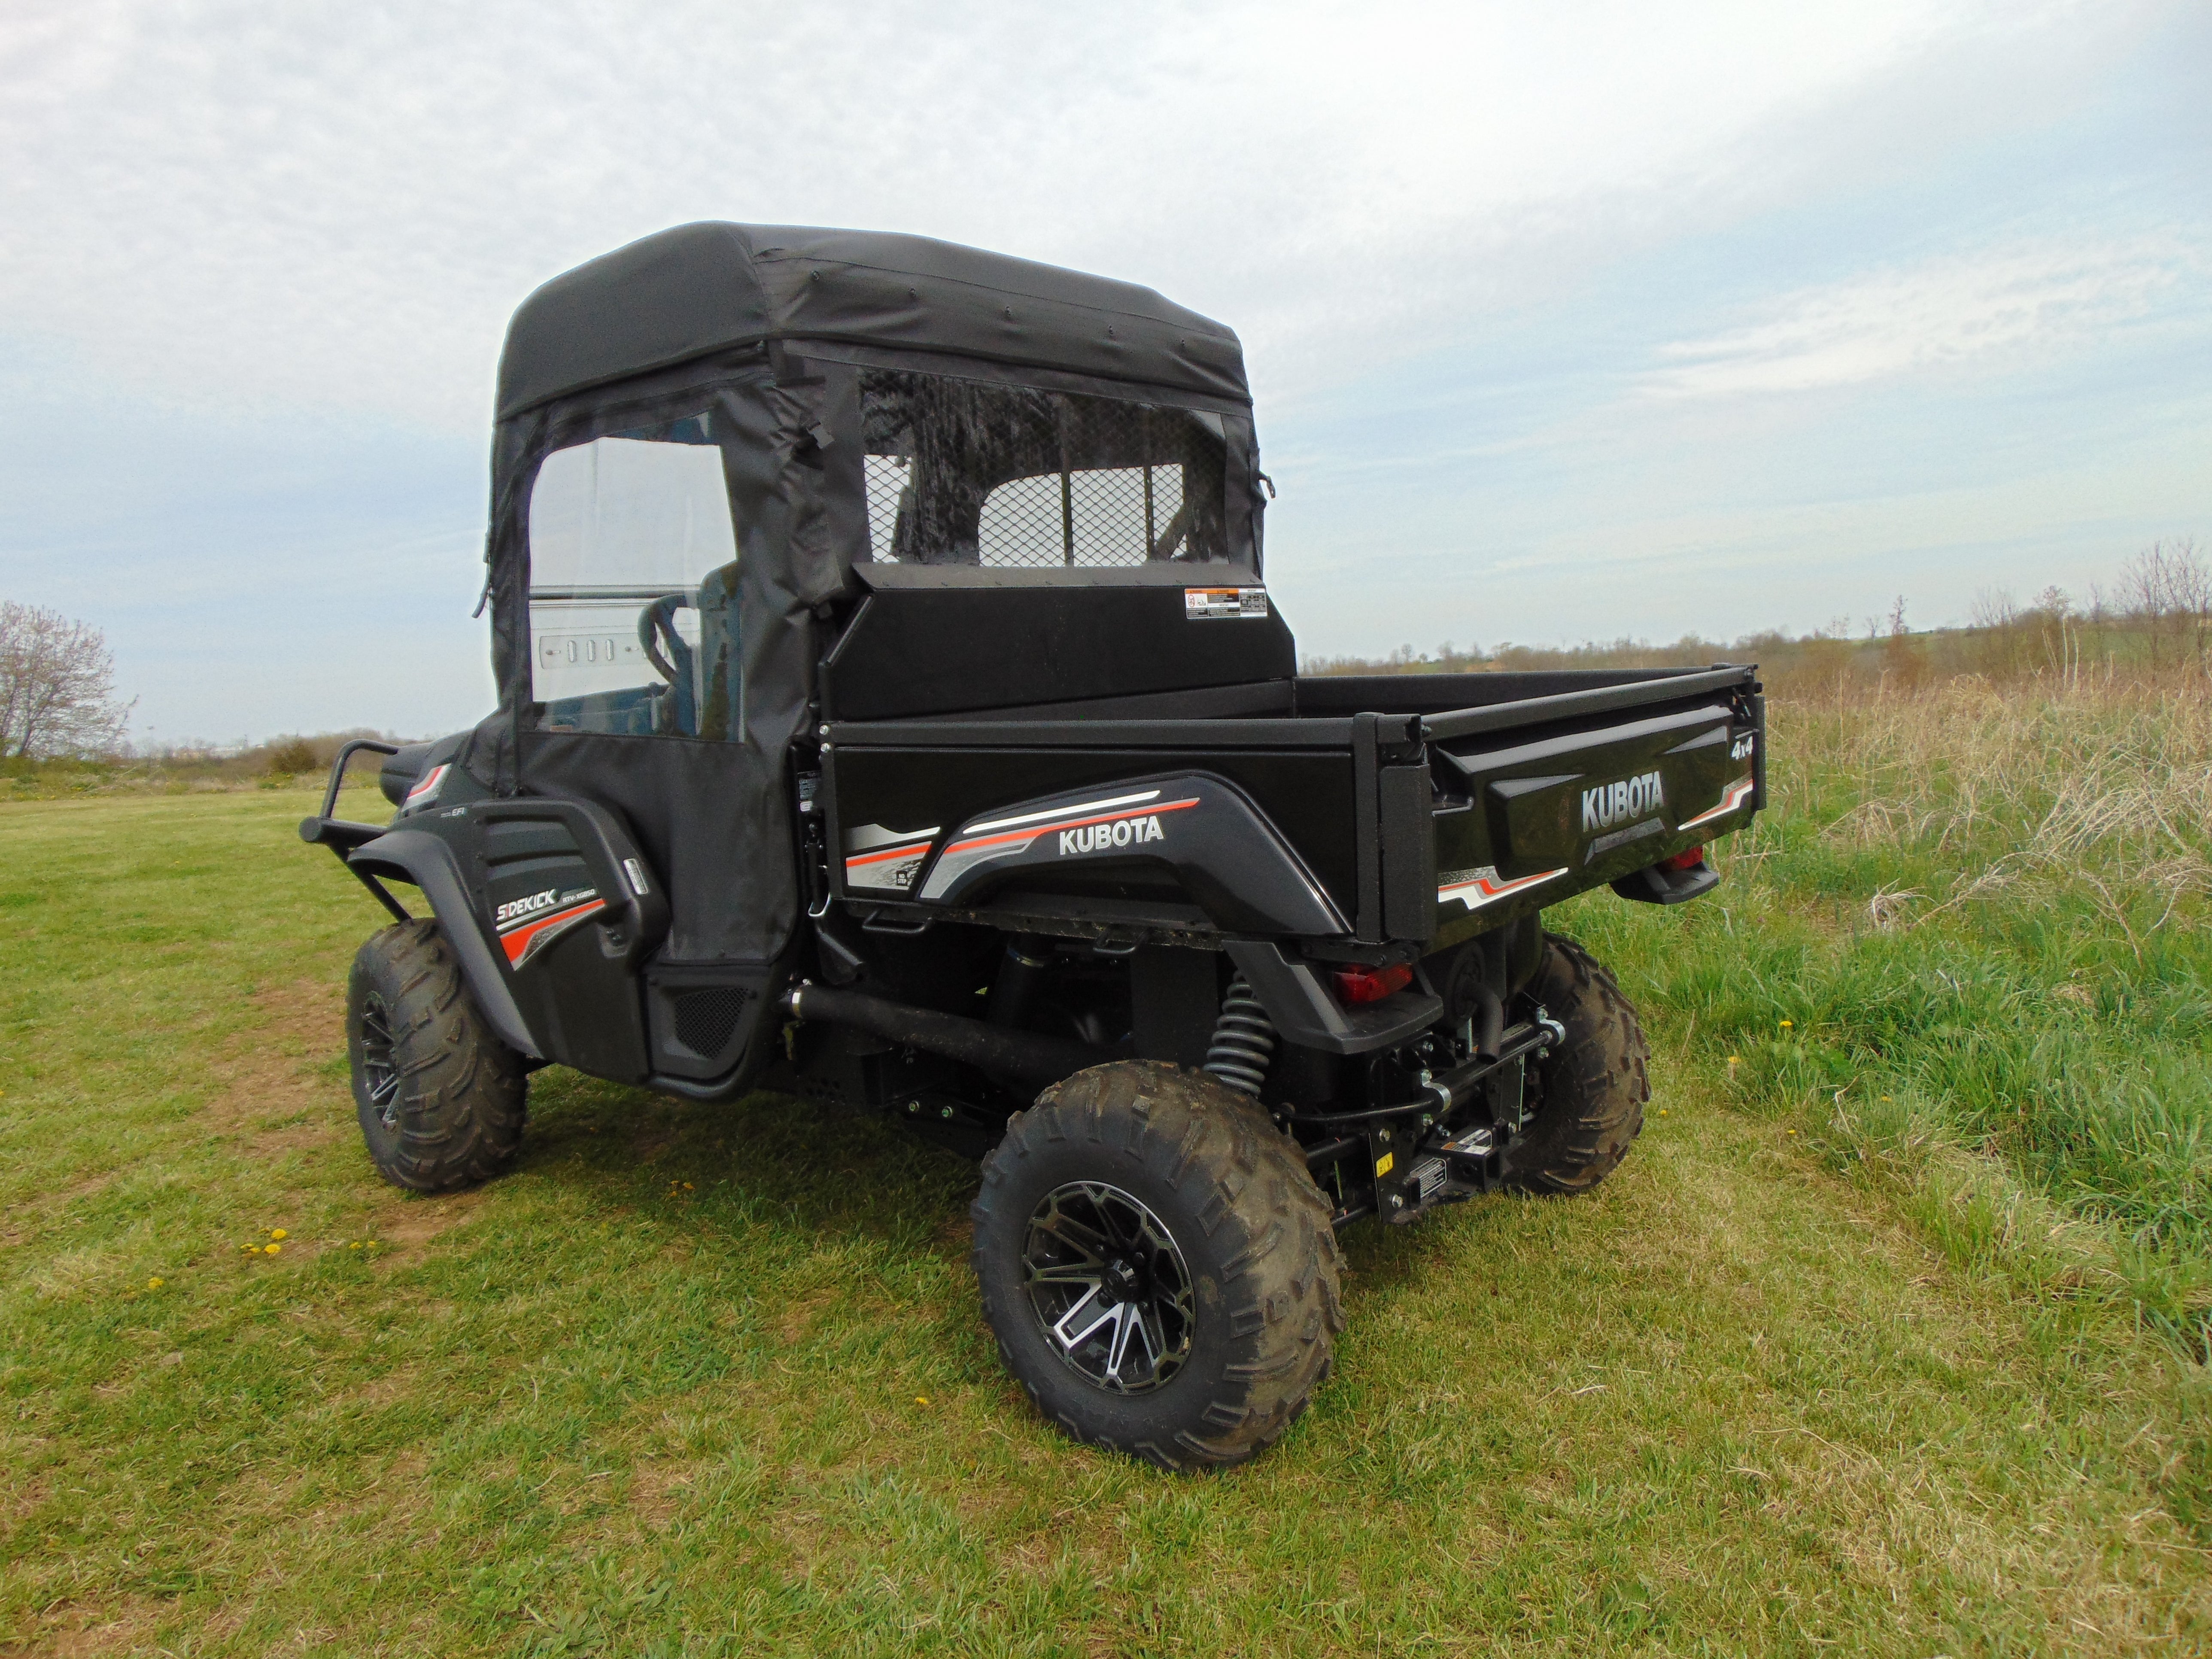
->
<box><xmin>347</xmin><ymin>830</ymin><xmax>543</xmax><ymax>1059</ymax></box>
<box><xmin>901</xmin><ymin>773</ymin><xmax>1348</xmax><ymax>936</ymax></box>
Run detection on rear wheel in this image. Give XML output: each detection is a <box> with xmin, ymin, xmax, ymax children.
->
<box><xmin>1504</xmin><ymin>934</ymin><xmax>1650</xmax><ymax>1194</ymax></box>
<box><xmin>972</xmin><ymin>1060</ymin><xmax>1343</xmax><ymax>1470</ymax></box>
<box><xmin>346</xmin><ymin>919</ymin><xmax>527</xmax><ymax>1192</ymax></box>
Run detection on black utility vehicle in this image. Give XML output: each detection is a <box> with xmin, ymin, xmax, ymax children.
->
<box><xmin>304</xmin><ymin>224</ymin><xmax>1765</xmax><ymax>1468</ymax></box>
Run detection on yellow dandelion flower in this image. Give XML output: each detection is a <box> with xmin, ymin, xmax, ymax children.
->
<box><xmin>265</xmin><ymin>1243</ymin><xmax>282</xmax><ymax>1255</ymax></box>
<box><xmin>1786</xmin><ymin>1130</ymin><xmax>1796</xmax><ymax>1136</ymax></box>
<box><xmin>147</xmin><ymin>1277</ymin><xmax>165</xmax><ymax>1290</ymax></box>
<box><xmin>350</xmin><ymin>1241</ymin><xmax>362</xmax><ymax>1250</ymax></box>
<box><xmin>1779</xmin><ymin>1020</ymin><xmax>1793</xmax><ymax>1029</ymax></box>
<box><xmin>269</xmin><ymin>1228</ymin><xmax>287</xmax><ymax>1240</ymax></box>
<box><xmin>1727</xmin><ymin>1054</ymin><xmax>1741</xmax><ymax>1064</ymax></box>
<box><xmin>915</xmin><ymin>1395</ymin><xmax>930</xmax><ymax>1406</ymax></box>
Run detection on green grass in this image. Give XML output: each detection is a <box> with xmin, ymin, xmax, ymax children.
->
<box><xmin>5</xmin><ymin>709</ymin><xmax>2212</xmax><ymax>1654</ymax></box>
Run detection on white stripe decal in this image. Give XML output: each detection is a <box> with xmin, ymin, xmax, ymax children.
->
<box><xmin>403</xmin><ymin>763</ymin><xmax>449</xmax><ymax>808</ymax></box>
<box><xmin>1678</xmin><ymin>775</ymin><xmax>1756</xmax><ymax>831</ymax></box>
<box><xmin>1437</xmin><ymin>866</ymin><xmax>1569</xmax><ymax>912</ymax></box>
<box><xmin>963</xmin><ymin>790</ymin><xmax>1161</xmax><ymax>836</ymax></box>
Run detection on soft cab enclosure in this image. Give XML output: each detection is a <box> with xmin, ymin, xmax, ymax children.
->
<box><xmin>311</xmin><ymin>219</ymin><xmax>1760</xmax><ymax>1110</ymax></box>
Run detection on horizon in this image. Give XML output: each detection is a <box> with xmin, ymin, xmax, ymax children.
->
<box><xmin>3</xmin><ymin>0</ymin><xmax>2206</xmax><ymax>744</ymax></box>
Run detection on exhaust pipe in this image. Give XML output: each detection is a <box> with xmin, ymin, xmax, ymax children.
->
<box><xmin>785</xmin><ymin>981</ymin><xmax>1117</xmax><ymax>1090</ymax></box>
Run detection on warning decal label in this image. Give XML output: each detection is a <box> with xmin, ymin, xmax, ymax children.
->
<box><xmin>1185</xmin><ymin>587</ymin><xmax>1269</xmax><ymax>620</ymax></box>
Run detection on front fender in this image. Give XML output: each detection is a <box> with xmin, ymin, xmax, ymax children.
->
<box><xmin>347</xmin><ymin>830</ymin><xmax>544</xmax><ymax>1059</ymax></box>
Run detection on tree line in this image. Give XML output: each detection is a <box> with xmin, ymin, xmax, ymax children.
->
<box><xmin>1303</xmin><ymin>538</ymin><xmax>2212</xmax><ymax>696</ymax></box>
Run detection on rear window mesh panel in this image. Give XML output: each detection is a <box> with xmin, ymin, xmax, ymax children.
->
<box><xmin>859</xmin><ymin>369</ymin><xmax>1231</xmax><ymax>567</ymax></box>
<box><xmin>864</xmin><ymin>456</ymin><xmax>913</xmax><ymax>562</ymax></box>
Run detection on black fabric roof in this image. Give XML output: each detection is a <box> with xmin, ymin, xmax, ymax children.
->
<box><xmin>495</xmin><ymin>222</ymin><xmax>1249</xmax><ymax>419</ymax></box>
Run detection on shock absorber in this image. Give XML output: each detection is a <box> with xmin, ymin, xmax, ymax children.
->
<box><xmin>1203</xmin><ymin>973</ymin><xmax>1276</xmax><ymax>1096</ymax></box>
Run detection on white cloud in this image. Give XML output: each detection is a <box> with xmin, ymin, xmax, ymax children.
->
<box><xmin>1644</xmin><ymin>237</ymin><xmax>2203</xmax><ymax>398</ymax></box>
<box><xmin>0</xmin><ymin>0</ymin><xmax>2110</xmax><ymax>429</ymax></box>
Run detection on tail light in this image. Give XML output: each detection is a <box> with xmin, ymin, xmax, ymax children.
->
<box><xmin>1333</xmin><ymin>963</ymin><xmax>1413</xmax><ymax>1004</ymax></box>
<box><xmin>1665</xmin><ymin>846</ymin><xmax>1706</xmax><ymax>871</ymax></box>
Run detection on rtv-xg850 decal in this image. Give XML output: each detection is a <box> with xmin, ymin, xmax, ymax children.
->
<box><xmin>842</xmin><ymin>822</ymin><xmax>942</xmax><ymax>893</ymax></box>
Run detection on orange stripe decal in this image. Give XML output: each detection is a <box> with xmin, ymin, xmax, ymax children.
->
<box><xmin>846</xmin><ymin>841</ymin><xmax>933</xmax><ymax>869</ymax></box>
<box><xmin>500</xmin><ymin>899</ymin><xmax>606</xmax><ymax>966</ymax></box>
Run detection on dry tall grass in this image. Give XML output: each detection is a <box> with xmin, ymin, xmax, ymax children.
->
<box><xmin>1782</xmin><ymin>678</ymin><xmax>2212</xmax><ymax>954</ymax></box>
<box><xmin>1571</xmin><ymin>672</ymin><xmax>2212</xmax><ymax>1353</ymax></box>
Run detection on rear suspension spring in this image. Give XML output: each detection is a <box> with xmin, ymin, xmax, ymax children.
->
<box><xmin>1203</xmin><ymin>973</ymin><xmax>1276</xmax><ymax>1097</ymax></box>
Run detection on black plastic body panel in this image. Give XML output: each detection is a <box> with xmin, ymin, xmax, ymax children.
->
<box><xmin>1224</xmin><ymin>941</ymin><xmax>1442</xmax><ymax>1055</ymax></box>
<box><xmin>824</xmin><ymin>745</ymin><xmax>1360</xmax><ymax>925</ymax></box>
<box><xmin>823</xmin><ymin>565</ymin><xmax>1295</xmax><ymax>720</ymax></box>
<box><xmin>356</xmin><ymin>797</ymin><xmax>670</xmax><ymax>1081</ymax></box>
<box><xmin>904</xmin><ymin>772</ymin><xmax>1347</xmax><ymax>935</ymax></box>
<box><xmin>346</xmin><ymin>830</ymin><xmax>543</xmax><ymax>1060</ymax></box>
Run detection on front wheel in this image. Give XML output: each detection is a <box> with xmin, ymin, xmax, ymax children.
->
<box><xmin>1503</xmin><ymin>934</ymin><xmax>1650</xmax><ymax>1194</ymax></box>
<box><xmin>972</xmin><ymin>1061</ymin><xmax>1343</xmax><ymax>1471</ymax></box>
<box><xmin>346</xmin><ymin>919</ymin><xmax>528</xmax><ymax>1192</ymax></box>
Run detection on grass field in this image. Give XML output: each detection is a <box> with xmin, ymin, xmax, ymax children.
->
<box><xmin>5</xmin><ymin>684</ymin><xmax>2211</xmax><ymax>1655</ymax></box>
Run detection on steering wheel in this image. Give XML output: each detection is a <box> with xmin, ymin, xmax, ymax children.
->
<box><xmin>637</xmin><ymin>593</ymin><xmax>698</xmax><ymax>734</ymax></box>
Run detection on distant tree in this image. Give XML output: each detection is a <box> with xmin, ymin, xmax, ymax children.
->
<box><xmin>1881</xmin><ymin>595</ymin><xmax>1924</xmax><ymax>688</ymax></box>
<box><xmin>2163</xmin><ymin>538</ymin><xmax>2211</xmax><ymax>678</ymax></box>
<box><xmin>0</xmin><ymin>602</ymin><xmax>134</xmax><ymax>759</ymax></box>
<box><xmin>2115</xmin><ymin>541</ymin><xmax>2199</xmax><ymax>675</ymax></box>
<box><xmin>265</xmin><ymin>738</ymin><xmax>319</xmax><ymax>777</ymax></box>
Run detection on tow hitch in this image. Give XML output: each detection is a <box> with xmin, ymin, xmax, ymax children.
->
<box><xmin>1301</xmin><ymin>1013</ymin><xmax>1566</xmax><ymax>1225</ymax></box>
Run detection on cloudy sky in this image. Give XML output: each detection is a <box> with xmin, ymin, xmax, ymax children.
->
<box><xmin>3</xmin><ymin>0</ymin><xmax>2206</xmax><ymax>743</ymax></box>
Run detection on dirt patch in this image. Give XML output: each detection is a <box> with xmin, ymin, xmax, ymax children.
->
<box><xmin>371</xmin><ymin>1188</ymin><xmax>489</xmax><ymax>1250</ymax></box>
<box><xmin>19</xmin><ymin>1592</ymin><xmax>173</xmax><ymax>1656</ymax></box>
<box><xmin>626</xmin><ymin>1459</ymin><xmax>703</xmax><ymax>1532</ymax></box>
<box><xmin>777</xmin><ymin>1287</ymin><xmax>838</xmax><ymax>1344</ymax></box>
<box><xmin>197</xmin><ymin>977</ymin><xmax>348</xmax><ymax>1140</ymax></box>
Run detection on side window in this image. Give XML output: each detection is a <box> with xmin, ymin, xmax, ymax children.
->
<box><xmin>527</xmin><ymin>415</ymin><xmax>741</xmax><ymax>738</ymax></box>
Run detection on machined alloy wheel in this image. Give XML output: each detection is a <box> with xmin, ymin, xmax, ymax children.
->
<box><xmin>1023</xmin><ymin>1180</ymin><xmax>1193</xmax><ymax>1395</ymax></box>
<box><xmin>973</xmin><ymin>1060</ymin><xmax>1343</xmax><ymax>1471</ymax></box>
<box><xmin>357</xmin><ymin>992</ymin><xmax>401</xmax><ymax>1127</ymax></box>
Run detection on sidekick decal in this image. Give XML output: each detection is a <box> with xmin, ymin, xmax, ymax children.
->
<box><xmin>1437</xmin><ymin>865</ymin><xmax>1568</xmax><ymax>912</ymax></box>
<box><xmin>495</xmin><ymin>885</ymin><xmax>606</xmax><ymax>969</ymax></box>
<box><xmin>842</xmin><ymin>820</ymin><xmax>941</xmax><ymax>894</ymax></box>
<box><xmin>1678</xmin><ymin>775</ymin><xmax>1756</xmax><ymax>831</ymax></box>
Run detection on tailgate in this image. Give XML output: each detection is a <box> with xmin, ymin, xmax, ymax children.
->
<box><xmin>1420</xmin><ymin>668</ymin><xmax>1762</xmax><ymax>942</ymax></box>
